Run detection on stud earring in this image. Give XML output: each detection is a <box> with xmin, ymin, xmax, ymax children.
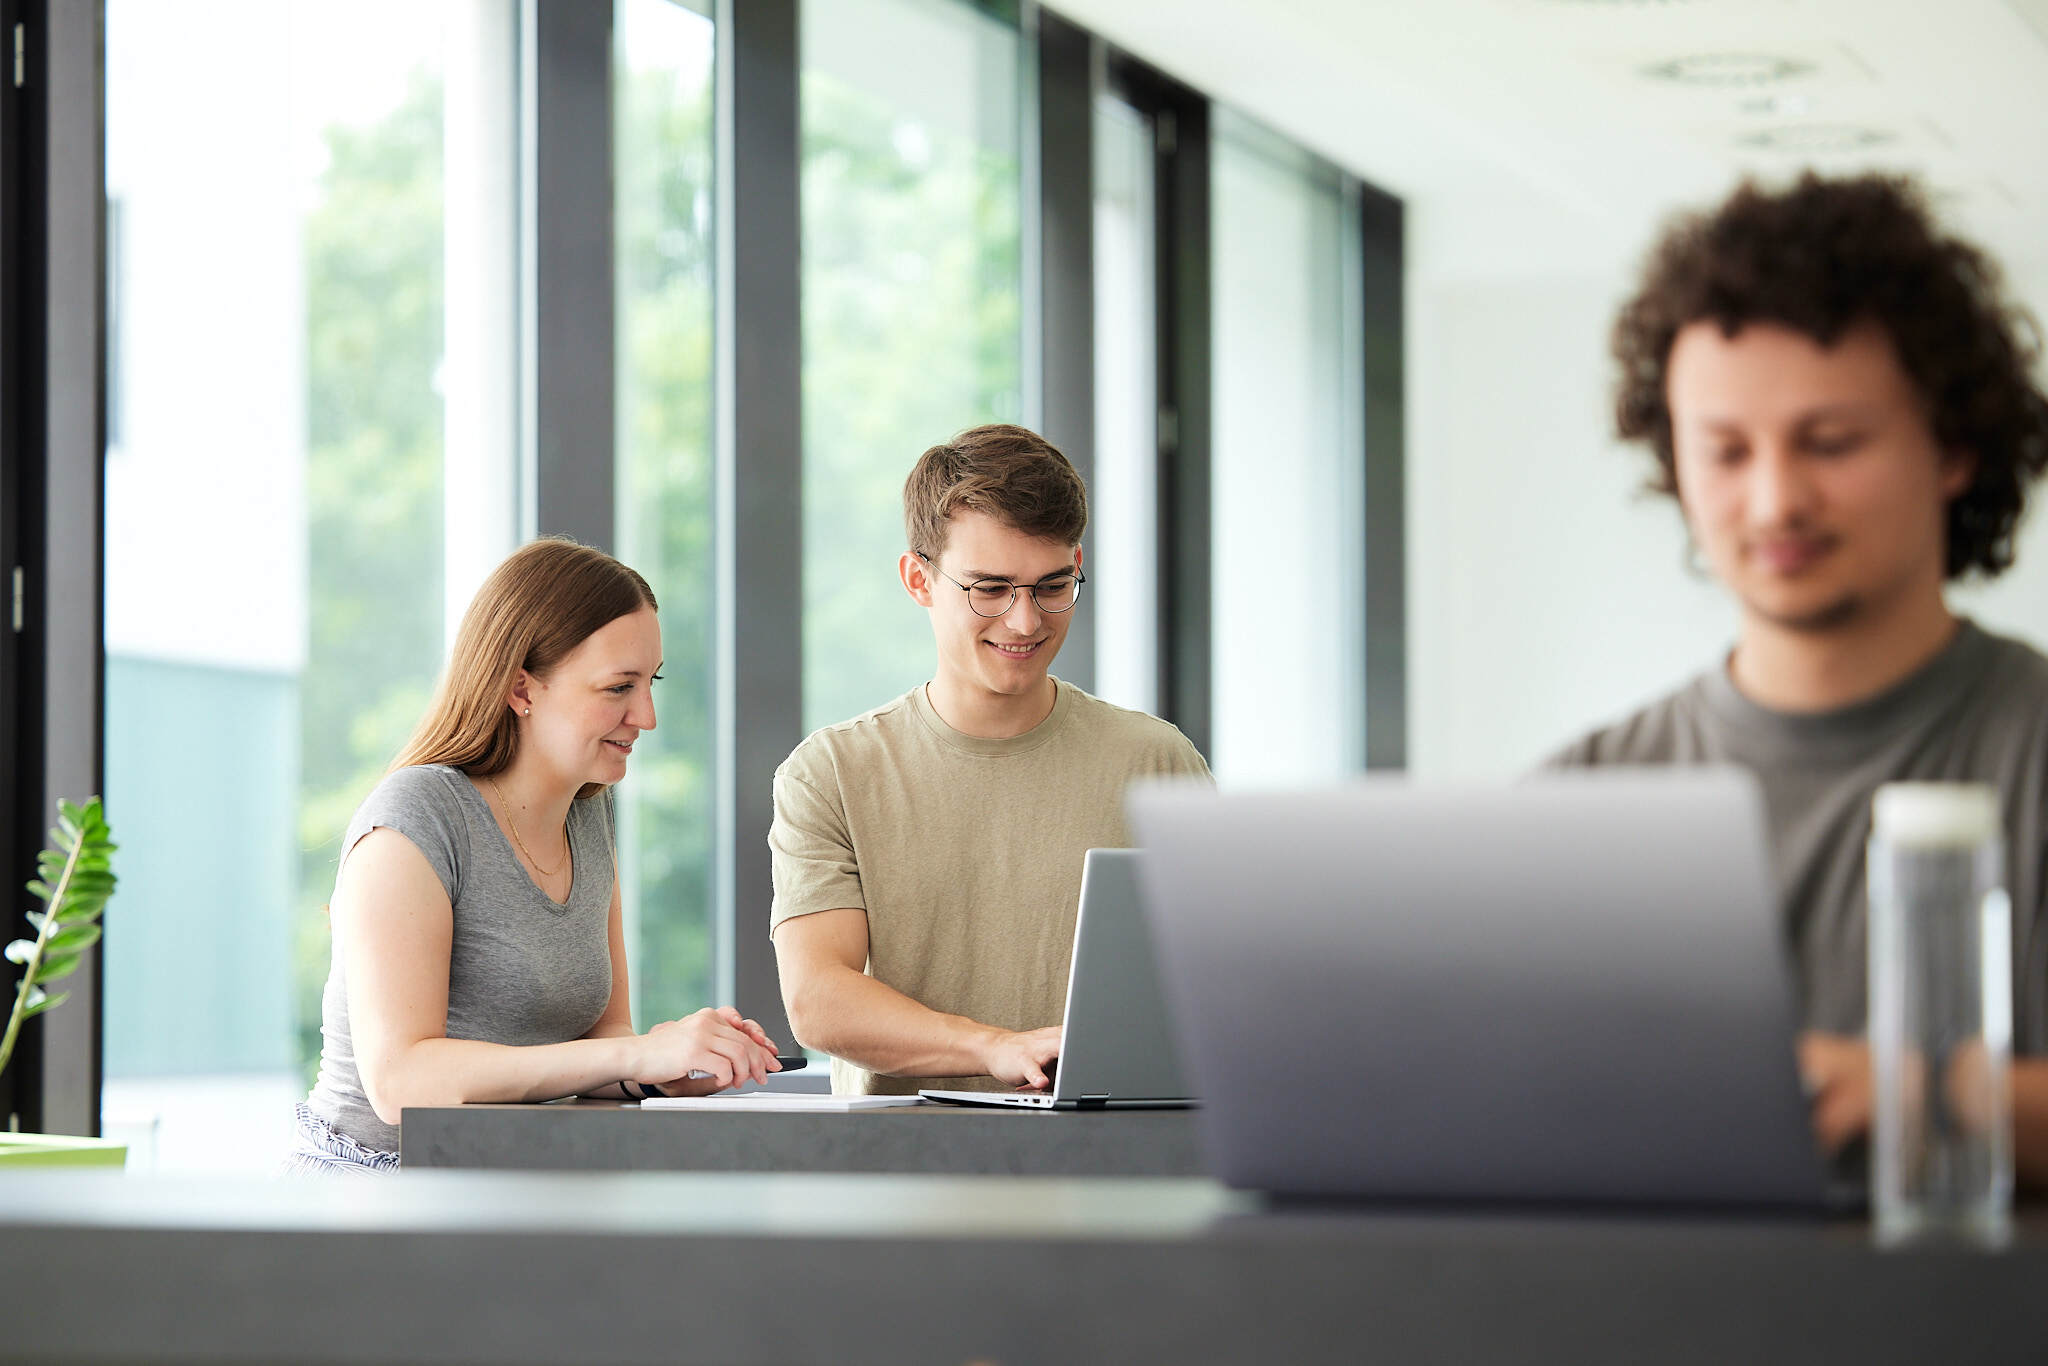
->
<box><xmin>524</xmin><ymin>708</ymin><xmax>532</xmax><ymax>716</ymax></box>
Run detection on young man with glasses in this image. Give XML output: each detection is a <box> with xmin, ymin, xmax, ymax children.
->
<box><xmin>1548</xmin><ymin>173</ymin><xmax>2048</xmax><ymax>1185</ymax></box>
<box><xmin>769</xmin><ymin>423</ymin><xmax>1209</xmax><ymax>1095</ymax></box>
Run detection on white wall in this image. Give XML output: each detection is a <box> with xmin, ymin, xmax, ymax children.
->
<box><xmin>1406</xmin><ymin>218</ymin><xmax>2048</xmax><ymax>781</ymax></box>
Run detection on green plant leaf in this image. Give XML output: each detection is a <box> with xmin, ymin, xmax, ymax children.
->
<box><xmin>47</xmin><ymin>924</ymin><xmax>100</xmax><ymax>954</ymax></box>
<box><xmin>36</xmin><ymin>953</ymin><xmax>81</xmax><ymax>983</ymax></box>
<box><xmin>3</xmin><ymin>798</ymin><xmax>115</xmax><ymax>1060</ymax></box>
<box><xmin>21</xmin><ymin>989</ymin><xmax>69</xmax><ymax>1019</ymax></box>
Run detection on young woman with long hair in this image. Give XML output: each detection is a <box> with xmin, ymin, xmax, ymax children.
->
<box><xmin>289</xmin><ymin>538</ymin><xmax>779</xmax><ymax>1173</ymax></box>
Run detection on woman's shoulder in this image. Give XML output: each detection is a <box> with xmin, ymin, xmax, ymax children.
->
<box><xmin>343</xmin><ymin>765</ymin><xmax>479</xmax><ymax>899</ymax></box>
<box><xmin>358</xmin><ymin>764</ymin><xmax>475</xmax><ymax>820</ymax></box>
<box><xmin>346</xmin><ymin>765</ymin><xmax>485</xmax><ymax>856</ymax></box>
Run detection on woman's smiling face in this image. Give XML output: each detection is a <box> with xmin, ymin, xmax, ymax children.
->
<box><xmin>517</xmin><ymin>606</ymin><xmax>662</xmax><ymax>786</ymax></box>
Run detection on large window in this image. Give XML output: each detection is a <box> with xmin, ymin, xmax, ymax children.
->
<box><xmin>612</xmin><ymin>0</ymin><xmax>718</xmax><ymax>1027</ymax></box>
<box><xmin>101</xmin><ymin>1</ymin><xmax>515</xmax><ymax>1169</ymax></box>
<box><xmin>46</xmin><ymin>1</ymin><xmax>1403</xmax><ymax>1142</ymax></box>
<box><xmin>1209</xmin><ymin>112</ymin><xmax>1365</xmax><ymax>784</ymax></box>
<box><xmin>1090</xmin><ymin>93</ymin><xmax>1160</xmax><ymax>715</ymax></box>
<box><xmin>798</xmin><ymin>0</ymin><xmax>1025</xmax><ymax>733</ymax></box>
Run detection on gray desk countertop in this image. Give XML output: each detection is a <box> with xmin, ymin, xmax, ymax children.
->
<box><xmin>401</xmin><ymin>1097</ymin><xmax>1209</xmax><ymax>1176</ymax></box>
<box><xmin>4</xmin><ymin>1170</ymin><xmax>2048</xmax><ymax>1366</ymax></box>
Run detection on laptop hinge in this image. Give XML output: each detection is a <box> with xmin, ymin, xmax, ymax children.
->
<box><xmin>1079</xmin><ymin>1095</ymin><xmax>1110</xmax><ymax>1109</ymax></box>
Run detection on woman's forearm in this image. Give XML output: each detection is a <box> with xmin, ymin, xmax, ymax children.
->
<box><xmin>363</xmin><ymin>1033</ymin><xmax>639</xmax><ymax>1125</ymax></box>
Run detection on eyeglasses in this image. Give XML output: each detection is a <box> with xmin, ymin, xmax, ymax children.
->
<box><xmin>917</xmin><ymin>553</ymin><xmax>1087</xmax><ymax>618</ymax></box>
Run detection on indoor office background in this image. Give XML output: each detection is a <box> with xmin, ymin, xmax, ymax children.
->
<box><xmin>4</xmin><ymin>0</ymin><xmax>1400</xmax><ymax>1168</ymax></box>
<box><xmin>6</xmin><ymin>0</ymin><xmax>2048</xmax><ymax>1173</ymax></box>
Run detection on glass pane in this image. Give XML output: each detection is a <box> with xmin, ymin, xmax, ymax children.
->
<box><xmin>1210</xmin><ymin>115</ymin><xmax>1364</xmax><ymax>785</ymax></box>
<box><xmin>101</xmin><ymin>2</ymin><xmax>514</xmax><ymax>1170</ymax></box>
<box><xmin>613</xmin><ymin>0</ymin><xmax>718</xmax><ymax>1025</ymax></box>
<box><xmin>1090</xmin><ymin>94</ymin><xmax>1159</xmax><ymax>715</ymax></box>
<box><xmin>799</xmin><ymin>0</ymin><xmax>1025</xmax><ymax>732</ymax></box>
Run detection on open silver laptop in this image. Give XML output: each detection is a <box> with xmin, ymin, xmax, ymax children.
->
<box><xmin>1128</xmin><ymin>769</ymin><xmax>1847</xmax><ymax>1207</ymax></box>
<box><xmin>921</xmin><ymin>848</ymin><xmax>1196</xmax><ymax>1110</ymax></box>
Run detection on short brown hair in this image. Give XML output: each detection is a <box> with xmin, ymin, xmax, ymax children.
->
<box><xmin>391</xmin><ymin>537</ymin><xmax>656</xmax><ymax>799</ymax></box>
<box><xmin>1612</xmin><ymin>172</ymin><xmax>2048</xmax><ymax>579</ymax></box>
<box><xmin>902</xmin><ymin>423</ymin><xmax>1089</xmax><ymax>559</ymax></box>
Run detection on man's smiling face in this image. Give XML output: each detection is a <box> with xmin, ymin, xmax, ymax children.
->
<box><xmin>906</xmin><ymin>509</ymin><xmax>1081</xmax><ymax>704</ymax></box>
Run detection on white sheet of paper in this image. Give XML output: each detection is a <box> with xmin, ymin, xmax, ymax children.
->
<box><xmin>637</xmin><ymin>1093</ymin><xmax>925</xmax><ymax>1112</ymax></box>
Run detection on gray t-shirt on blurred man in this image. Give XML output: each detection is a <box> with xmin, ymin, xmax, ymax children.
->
<box><xmin>1547</xmin><ymin>619</ymin><xmax>2048</xmax><ymax>1054</ymax></box>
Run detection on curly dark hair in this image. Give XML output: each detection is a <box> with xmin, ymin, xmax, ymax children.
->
<box><xmin>1611</xmin><ymin>172</ymin><xmax>2048</xmax><ymax>579</ymax></box>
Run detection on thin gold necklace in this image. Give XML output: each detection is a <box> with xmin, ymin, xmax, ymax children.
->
<box><xmin>486</xmin><ymin>775</ymin><xmax>565</xmax><ymax>877</ymax></box>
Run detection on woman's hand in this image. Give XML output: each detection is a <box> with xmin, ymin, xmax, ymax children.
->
<box><xmin>630</xmin><ymin>1007</ymin><xmax>782</xmax><ymax>1097</ymax></box>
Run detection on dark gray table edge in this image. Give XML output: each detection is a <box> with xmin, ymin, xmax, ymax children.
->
<box><xmin>4</xmin><ymin>1170</ymin><xmax>2047</xmax><ymax>1366</ymax></box>
<box><xmin>400</xmin><ymin>1099</ymin><xmax>1210</xmax><ymax>1176</ymax></box>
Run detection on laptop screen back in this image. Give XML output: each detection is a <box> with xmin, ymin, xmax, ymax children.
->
<box><xmin>1051</xmin><ymin>849</ymin><xmax>1194</xmax><ymax>1104</ymax></box>
<box><xmin>1128</xmin><ymin>769</ymin><xmax>1830</xmax><ymax>1206</ymax></box>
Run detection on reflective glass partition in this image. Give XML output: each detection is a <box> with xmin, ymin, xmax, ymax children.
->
<box><xmin>612</xmin><ymin>0</ymin><xmax>718</xmax><ymax>1030</ymax></box>
<box><xmin>1089</xmin><ymin>93</ymin><xmax>1160</xmax><ymax>716</ymax></box>
<box><xmin>799</xmin><ymin>0</ymin><xmax>1025</xmax><ymax>733</ymax></box>
<box><xmin>101</xmin><ymin>1</ymin><xmax>515</xmax><ymax>1170</ymax></box>
<box><xmin>1209</xmin><ymin>112</ymin><xmax>1365</xmax><ymax>784</ymax></box>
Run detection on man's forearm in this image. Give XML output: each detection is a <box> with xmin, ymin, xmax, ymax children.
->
<box><xmin>2011</xmin><ymin>1058</ymin><xmax>2048</xmax><ymax>1191</ymax></box>
<box><xmin>788</xmin><ymin>964</ymin><xmax>997</xmax><ymax>1078</ymax></box>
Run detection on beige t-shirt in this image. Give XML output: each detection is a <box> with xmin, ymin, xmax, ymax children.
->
<box><xmin>769</xmin><ymin>678</ymin><xmax>1212</xmax><ymax>1094</ymax></box>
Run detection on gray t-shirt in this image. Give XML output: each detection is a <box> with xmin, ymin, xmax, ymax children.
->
<box><xmin>1547</xmin><ymin>620</ymin><xmax>2048</xmax><ymax>1053</ymax></box>
<box><xmin>305</xmin><ymin>765</ymin><xmax>617</xmax><ymax>1153</ymax></box>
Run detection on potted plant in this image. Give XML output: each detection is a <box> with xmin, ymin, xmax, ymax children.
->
<box><xmin>0</xmin><ymin>798</ymin><xmax>126</xmax><ymax>1167</ymax></box>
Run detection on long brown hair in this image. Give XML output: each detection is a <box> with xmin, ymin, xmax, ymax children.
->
<box><xmin>391</xmin><ymin>537</ymin><xmax>658</xmax><ymax>798</ymax></box>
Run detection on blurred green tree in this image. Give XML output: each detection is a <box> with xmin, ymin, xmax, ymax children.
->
<box><xmin>294</xmin><ymin>73</ymin><xmax>446</xmax><ymax>1075</ymax></box>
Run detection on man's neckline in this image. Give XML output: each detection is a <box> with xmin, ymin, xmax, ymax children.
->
<box><xmin>909</xmin><ymin>678</ymin><xmax>1073</xmax><ymax>756</ymax></box>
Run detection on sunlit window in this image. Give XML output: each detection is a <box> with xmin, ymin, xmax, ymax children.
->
<box><xmin>1210</xmin><ymin>113</ymin><xmax>1364</xmax><ymax>784</ymax></box>
<box><xmin>1090</xmin><ymin>94</ymin><xmax>1160</xmax><ymax>715</ymax></box>
<box><xmin>612</xmin><ymin>0</ymin><xmax>718</xmax><ymax>1026</ymax></box>
<box><xmin>100</xmin><ymin>0</ymin><xmax>516</xmax><ymax>1171</ymax></box>
<box><xmin>799</xmin><ymin>0</ymin><xmax>1025</xmax><ymax>732</ymax></box>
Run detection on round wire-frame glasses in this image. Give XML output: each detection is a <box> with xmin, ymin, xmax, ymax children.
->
<box><xmin>917</xmin><ymin>552</ymin><xmax>1087</xmax><ymax>618</ymax></box>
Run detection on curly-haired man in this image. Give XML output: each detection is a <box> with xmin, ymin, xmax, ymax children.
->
<box><xmin>1549</xmin><ymin>173</ymin><xmax>2048</xmax><ymax>1185</ymax></box>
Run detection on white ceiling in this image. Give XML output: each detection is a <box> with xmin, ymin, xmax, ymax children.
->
<box><xmin>1052</xmin><ymin>0</ymin><xmax>2048</xmax><ymax>283</ymax></box>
